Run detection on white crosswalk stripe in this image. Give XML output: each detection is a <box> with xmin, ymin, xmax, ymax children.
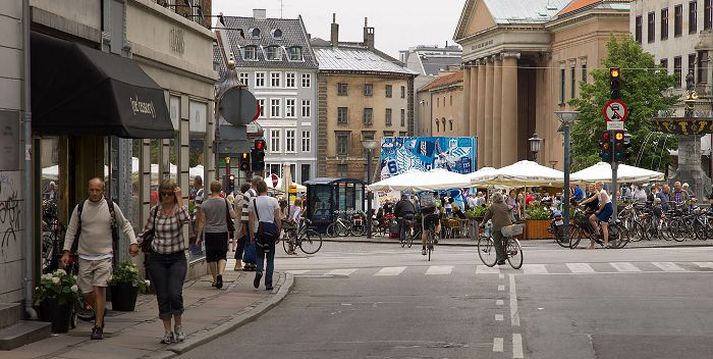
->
<box><xmin>693</xmin><ymin>262</ymin><xmax>713</xmax><ymax>269</ymax></box>
<box><xmin>610</xmin><ymin>262</ymin><xmax>641</xmax><ymax>272</ymax></box>
<box><xmin>373</xmin><ymin>266</ymin><xmax>407</xmax><ymax>276</ymax></box>
<box><xmin>286</xmin><ymin>270</ymin><xmax>310</xmax><ymax>275</ymax></box>
<box><xmin>475</xmin><ymin>265</ymin><xmax>500</xmax><ymax>274</ymax></box>
<box><xmin>522</xmin><ymin>264</ymin><xmax>548</xmax><ymax>274</ymax></box>
<box><xmin>327</xmin><ymin>269</ymin><xmax>357</xmax><ymax>277</ymax></box>
<box><xmin>425</xmin><ymin>265</ymin><xmax>454</xmax><ymax>275</ymax></box>
<box><xmin>566</xmin><ymin>263</ymin><xmax>595</xmax><ymax>273</ymax></box>
<box><xmin>652</xmin><ymin>262</ymin><xmax>685</xmax><ymax>272</ymax></box>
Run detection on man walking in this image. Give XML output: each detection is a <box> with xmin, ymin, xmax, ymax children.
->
<box><xmin>248</xmin><ymin>180</ymin><xmax>281</xmax><ymax>290</ymax></box>
<box><xmin>62</xmin><ymin>177</ymin><xmax>139</xmax><ymax>339</ymax></box>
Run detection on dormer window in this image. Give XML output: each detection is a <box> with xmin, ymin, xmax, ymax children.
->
<box><xmin>272</xmin><ymin>29</ymin><xmax>283</xmax><ymax>39</ymax></box>
<box><xmin>288</xmin><ymin>46</ymin><xmax>303</xmax><ymax>61</ymax></box>
<box><xmin>250</xmin><ymin>28</ymin><xmax>261</xmax><ymax>38</ymax></box>
<box><xmin>243</xmin><ymin>46</ymin><xmax>258</xmax><ymax>61</ymax></box>
<box><xmin>265</xmin><ymin>46</ymin><xmax>281</xmax><ymax>60</ymax></box>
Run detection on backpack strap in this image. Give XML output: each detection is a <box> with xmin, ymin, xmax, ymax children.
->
<box><xmin>253</xmin><ymin>198</ymin><xmax>261</xmax><ymax>222</ymax></box>
<box><xmin>106</xmin><ymin>198</ymin><xmax>119</xmax><ymax>243</ymax></box>
<box><xmin>70</xmin><ymin>200</ymin><xmax>86</xmax><ymax>254</ymax></box>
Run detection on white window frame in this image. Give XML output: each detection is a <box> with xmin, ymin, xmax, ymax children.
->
<box><xmin>301</xmin><ymin>73</ymin><xmax>312</xmax><ymax>88</ymax></box>
<box><xmin>285</xmin><ymin>98</ymin><xmax>297</xmax><ymax>118</ymax></box>
<box><xmin>255</xmin><ymin>72</ymin><xmax>266</xmax><ymax>88</ymax></box>
<box><xmin>285</xmin><ymin>72</ymin><xmax>297</xmax><ymax>88</ymax></box>
<box><xmin>270</xmin><ymin>129</ymin><xmax>281</xmax><ymax>153</ymax></box>
<box><xmin>243</xmin><ymin>46</ymin><xmax>258</xmax><ymax>61</ymax></box>
<box><xmin>301</xmin><ymin>130</ymin><xmax>311</xmax><ymax>152</ymax></box>
<box><xmin>239</xmin><ymin>72</ymin><xmax>249</xmax><ymax>86</ymax></box>
<box><xmin>301</xmin><ymin>100</ymin><xmax>311</xmax><ymax>118</ymax></box>
<box><xmin>256</xmin><ymin>98</ymin><xmax>266</xmax><ymax>118</ymax></box>
<box><xmin>285</xmin><ymin>129</ymin><xmax>296</xmax><ymax>153</ymax></box>
<box><xmin>189</xmin><ymin>100</ymin><xmax>208</xmax><ymax>133</ymax></box>
<box><xmin>270</xmin><ymin>98</ymin><xmax>282</xmax><ymax>118</ymax></box>
<box><xmin>270</xmin><ymin>72</ymin><xmax>281</xmax><ymax>88</ymax></box>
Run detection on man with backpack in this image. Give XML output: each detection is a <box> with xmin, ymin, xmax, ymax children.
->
<box><xmin>61</xmin><ymin>177</ymin><xmax>139</xmax><ymax>340</ymax></box>
<box><xmin>418</xmin><ymin>191</ymin><xmax>441</xmax><ymax>256</ymax></box>
<box><xmin>248</xmin><ymin>180</ymin><xmax>281</xmax><ymax>291</ymax></box>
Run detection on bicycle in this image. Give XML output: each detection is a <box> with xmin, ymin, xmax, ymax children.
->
<box><xmin>568</xmin><ymin>207</ymin><xmax>626</xmax><ymax>249</ymax></box>
<box><xmin>421</xmin><ymin>213</ymin><xmax>440</xmax><ymax>261</ymax></box>
<box><xmin>397</xmin><ymin>216</ymin><xmax>415</xmax><ymax>248</ymax></box>
<box><xmin>282</xmin><ymin>219</ymin><xmax>323</xmax><ymax>255</ymax></box>
<box><xmin>325</xmin><ymin>212</ymin><xmax>352</xmax><ymax>237</ymax></box>
<box><xmin>478</xmin><ymin>223</ymin><xmax>523</xmax><ymax>269</ymax></box>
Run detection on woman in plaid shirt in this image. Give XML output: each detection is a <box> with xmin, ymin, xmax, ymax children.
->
<box><xmin>138</xmin><ymin>180</ymin><xmax>191</xmax><ymax>344</ymax></box>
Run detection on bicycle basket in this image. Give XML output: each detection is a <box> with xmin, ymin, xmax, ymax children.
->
<box><xmin>501</xmin><ymin>224</ymin><xmax>524</xmax><ymax>237</ymax></box>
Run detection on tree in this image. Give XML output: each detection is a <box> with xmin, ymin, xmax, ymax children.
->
<box><xmin>569</xmin><ymin>36</ymin><xmax>679</xmax><ymax>172</ymax></box>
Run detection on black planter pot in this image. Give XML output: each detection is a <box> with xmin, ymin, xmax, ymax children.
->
<box><xmin>37</xmin><ymin>299</ymin><xmax>73</xmax><ymax>333</ymax></box>
<box><xmin>110</xmin><ymin>283</ymin><xmax>138</xmax><ymax>311</ymax></box>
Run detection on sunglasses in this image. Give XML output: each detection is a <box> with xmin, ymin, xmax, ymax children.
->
<box><xmin>160</xmin><ymin>192</ymin><xmax>175</xmax><ymax>196</ymax></box>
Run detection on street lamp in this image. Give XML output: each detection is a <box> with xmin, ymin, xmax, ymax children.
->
<box><xmin>555</xmin><ymin>110</ymin><xmax>579</xmax><ymax>247</ymax></box>
<box><xmin>528</xmin><ymin>133</ymin><xmax>543</xmax><ymax>162</ymax></box>
<box><xmin>362</xmin><ymin>138</ymin><xmax>379</xmax><ymax>239</ymax></box>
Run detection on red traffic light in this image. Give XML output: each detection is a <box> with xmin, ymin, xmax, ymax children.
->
<box><xmin>255</xmin><ymin>139</ymin><xmax>266</xmax><ymax>151</ymax></box>
<box><xmin>228</xmin><ymin>174</ymin><xmax>235</xmax><ymax>181</ymax></box>
<box><xmin>610</xmin><ymin>67</ymin><xmax>620</xmax><ymax>78</ymax></box>
<box><xmin>601</xmin><ymin>131</ymin><xmax>610</xmax><ymax>141</ymax></box>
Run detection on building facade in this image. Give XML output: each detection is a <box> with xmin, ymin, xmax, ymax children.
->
<box><xmin>215</xmin><ymin>9</ymin><xmax>319</xmax><ymax>184</ymax></box>
<box><xmin>417</xmin><ymin>71</ymin><xmax>467</xmax><ymax>137</ymax></box>
<box><xmin>454</xmin><ymin>0</ymin><xmax>630</xmax><ymax>169</ymax></box>
<box><xmin>312</xmin><ymin>16</ymin><xmax>417</xmax><ymax>180</ymax></box>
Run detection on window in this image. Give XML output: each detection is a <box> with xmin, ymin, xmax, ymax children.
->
<box><xmin>255</xmin><ymin>72</ymin><xmax>266</xmax><ymax>87</ymax></box>
<box><xmin>265</xmin><ymin>46</ymin><xmax>281</xmax><ymax>60</ymax></box>
<box><xmin>239</xmin><ymin>72</ymin><xmax>249</xmax><ymax>86</ymax></box>
<box><xmin>437</xmin><ymin>97</ymin><xmax>440</xmax><ymax>108</ymax></box>
<box><xmin>660</xmin><ymin>58</ymin><xmax>669</xmax><ymax>73</ymax></box>
<box><xmin>385</xmin><ymin>85</ymin><xmax>392</xmax><ymax>98</ymax></box>
<box><xmin>675</xmin><ymin>5</ymin><xmax>683</xmax><ymax>37</ymax></box>
<box><xmin>337</xmin><ymin>164</ymin><xmax>348</xmax><ymax>177</ymax></box>
<box><xmin>662</xmin><ymin>8</ymin><xmax>669</xmax><ymax>40</ymax></box>
<box><xmin>301</xmin><ymin>73</ymin><xmax>312</xmax><ymax>88</ymax></box>
<box><xmin>272</xmin><ymin>28</ymin><xmax>283</xmax><ymax>38</ymax></box>
<box><xmin>689</xmin><ymin>53</ymin><xmax>697</xmax><ymax>82</ymax></box>
<box><xmin>244</xmin><ymin>46</ymin><xmax>257</xmax><ymax>60</ymax></box>
<box><xmin>288</xmin><ymin>46</ymin><xmax>303</xmax><ymax>61</ymax></box>
<box><xmin>706</xmin><ymin>0</ymin><xmax>712</xmax><ymax>30</ymax></box>
<box><xmin>435</xmin><ymin>119</ymin><xmax>440</xmax><ymax>132</ymax></box>
<box><xmin>257</xmin><ymin>98</ymin><xmax>266</xmax><ymax>117</ymax></box>
<box><xmin>648</xmin><ymin>12</ymin><xmax>656</xmax><ymax>43</ymax></box>
<box><xmin>690</xmin><ymin>1</ymin><xmax>698</xmax><ymax>34</ymax></box>
<box><xmin>268</xmin><ymin>163</ymin><xmax>281</xmax><ymax>177</ymax></box>
<box><xmin>251</xmin><ymin>28</ymin><xmax>261</xmax><ymax>38</ymax></box>
<box><xmin>301</xmin><ymin>164</ymin><xmax>311</xmax><ymax>182</ymax></box>
<box><xmin>337</xmin><ymin>82</ymin><xmax>348</xmax><ymax>96</ymax></box>
<box><xmin>450</xmin><ymin>95</ymin><xmax>453</xmax><ymax>106</ymax></box>
<box><xmin>698</xmin><ymin>51</ymin><xmax>709</xmax><ymax>83</ymax></box>
<box><xmin>285</xmin><ymin>72</ymin><xmax>296</xmax><ymax>88</ymax></box>
<box><xmin>270</xmin><ymin>98</ymin><xmax>281</xmax><ymax>117</ymax></box>
<box><xmin>559</xmin><ymin>65</ymin><xmax>566</xmax><ymax>104</ymax></box>
<box><xmin>399</xmin><ymin>131</ymin><xmax>408</xmax><ymax>137</ymax></box>
<box><xmin>270</xmin><ymin>72</ymin><xmax>281</xmax><ymax>87</ymax></box>
<box><xmin>285</xmin><ymin>129</ymin><xmax>296</xmax><ymax>152</ymax></box>
<box><xmin>301</xmin><ymin>100</ymin><xmax>311</xmax><ymax>118</ymax></box>
<box><xmin>635</xmin><ymin>16</ymin><xmax>643</xmax><ymax>43</ymax></box>
<box><xmin>449</xmin><ymin>120</ymin><xmax>453</xmax><ymax>131</ymax></box>
<box><xmin>400</xmin><ymin>109</ymin><xmax>405</xmax><ymax>127</ymax></box>
<box><xmin>363</xmin><ymin>84</ymin><xmax>373</xmax><ymax>96</ymax></box>
<box><xmin>337</xmin><ymin>107</ymin><xmax>349</xmax><ymax>124</ymax></box>
<box><xmin>674</xmin><ymin>56</ymin><xmax>683</xmax><ymax>88</ymax></box>
<box><xmin>570</xmin><ymin>62</ymin><xmax>576</xmax><ymax>99</ymax></box>
<box><xmin>385</xmin><ymin>108</ymin><xmax>392</xmax><ymax>126</ymax></box>
<box><xmin>383</xmin><ymin>131</ymin><xmax>394</xmax><ymax>137</ymax></box>
<box><xmin>336</xmin><ymin>134</ymin><xmax>349</xmax><ymax>155</ymax></box>
<box><xmin>301</xmin><ymin>130</ymin><xmax>311</xmax><ymax>152</ymax></box>
<box><xmin>363</xmin><ymin>108</ymin><xmax>373</xmax><ymax>125</ymax></box>
<box><xmin>270</xmin><ymin>129</ymin><xmax>281</xmax><ymax>152</ymax></box>
<box><xmin>285</xmin><ymin>98</ymin><xmax>296</xmax><ymax>118</ymax></box>
<box><xmin>400</xmin><ymin>86</ymin><xmax>406</xmax><ymax>98</ymax></box>
<box><xmin>581</xmin><ymin>62</ymin><xmax>588</xmax><ymax>82</ymax></box>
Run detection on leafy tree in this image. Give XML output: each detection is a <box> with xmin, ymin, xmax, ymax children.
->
<box><xmin>569</xmin><ymin>36</ymin><xmax>679</xmax><ymax>172</ymax></box>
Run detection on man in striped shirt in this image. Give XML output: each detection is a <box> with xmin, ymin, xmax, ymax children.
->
<box><xmin>234</xmin><ymin>177</ymin><xmax>262</xmax><ymax>270</ymax></box>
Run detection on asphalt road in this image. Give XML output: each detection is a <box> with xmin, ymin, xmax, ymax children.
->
<box><xmin>179</xmin><ymin>241</ymin><xmax>713</xmax><ymax>359</ymax></box>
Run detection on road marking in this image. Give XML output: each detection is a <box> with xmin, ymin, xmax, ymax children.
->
<box><xmin>610</xmin><ymin>262</ymin><xmax>641</xmax><ymax>272</ymax></box>
<box><xmin>373</xmin><ymin>266</ymin><xmax>406</xmax><ymax>276</ymax></box>
<box><xmin>523</xmin><ymin>263</ymin><xmax>548</xmax><ymax>274</ymax></box>
<box><xmin>693</xmin><ymin>262</ymin><xmax>713</xmax><ymax>269</ymax></box>
<box><xmin>509</xmin><ymin>274</ymin><xmax>520</xmax><ymax>327</ymax></box>
<box><xmin>498</xmin><ymin>284</ymin><xmax>505</xmax><ymax>291</ymax></box>
<box><xmin>513</xmin><ymin>333</ymin><xmax>524</xmax><ymax>358</ymax></box>
<box><xmin>425</xmin><ymin>265</ymin><xmax>453</xmax><ymax>275</ymax></box>
<box><xmin>476</xmin><ymin>265</ymin><xmax>500</xmax><ymax>274</ymax></box>
<box><xmin>327</xmin><ymin>269</ymin><xmax>357</xmax><ymax>277</ymax></box>
<box><xmin>496</xmin><ymin>299</ymin><xmax>504</xmax><ymax>306</ymax></box>
<box><xmin>286</xmin><ymin>270</ymin><xmax>310</xmax><ymax>275</ymax></box>
<box><xmin>493</xmin><ymin>337</ymin><xmax>503</xmax><ymax>352</ymax></box>
<box><xmin>566</xmin><ymin>263</ymin><xmax>595</xmax><ymax>273</ymax></box>
<box><xmin>499</xmin><ymin>273</ymin><xmax>505</xmax><ymax>279</ymax></box>
<box><xmin>495</xmin><ymin>314</ymin><xmax>503</xmax><ymax>321</ymax></box>
<box><xmin>652</xmin><ymin>262</ymin><xmax>685</xmax><ymax>272</ymax></box>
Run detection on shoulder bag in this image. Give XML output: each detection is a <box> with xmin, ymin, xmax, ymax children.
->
<box><xmin>224</xmin><ymin>198</ymin><xmax>235</xmax><ymax>234</ymax></box>
<box><xmin>140</xmin><ymin>206</ymin><xmax>160</xmax><ymax>253</ymax></box>
<box><xmin>253</xmin><ymin>198</ymin><xmax>278</xmax><ymax>251</ymax></box>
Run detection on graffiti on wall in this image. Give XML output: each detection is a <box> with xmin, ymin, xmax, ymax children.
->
<box><xmin>378</xmin><ymin>136</ymin><xmax>477</xmax><ymax>180</ymax></box>
<box><xmin>0</xmin><ymin>173</ymin><xmax>20</xmax><ymax>259</ymax></box>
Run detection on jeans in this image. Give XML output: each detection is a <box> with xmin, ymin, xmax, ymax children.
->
<box><xmin>234</xmin><ymin>234</ymin><xmax>248</xmax><ymax>260</ymax></box>
<box><xmin>148</xmin><ymin>251</ymin><xmax>187</xmax><ymax>320</ymax></box>
<box><xmin>492</xmin><ymin>231</ymin><xmax>507</xmax><ymax>263</ymax></box>
<box><xmin>255</xmin><ymin>240</ymin><xmax>276</xmax><ymax>288</ymax></box>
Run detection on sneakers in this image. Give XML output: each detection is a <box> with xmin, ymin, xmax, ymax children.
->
<box><xmin>161</xmin><ymin>331</ymin><xmax>174</xmax><ymax>344</ymax></box>
<box><xmin>90</xmin><ymin>325</ymin><xmax>103</xmax><ymax>340</ymax></box>
<box><xmin>253</xmin><ymin>272</ymin><xmax>263</xmax><ymax>289</ymax></box>
<box><xmin>174</xmin><ymin>325</ymin><xmax>185</xmax><ymax>342</ymax></box>
<box><xmin>421</xmin><ymin>248</ymin><xmax>427</xmax><ymax>256</ymax></box>
<box><xmin>215</xmin><ymin>275</ymin><xmax>223</xmax><ymax>289</ymax></box>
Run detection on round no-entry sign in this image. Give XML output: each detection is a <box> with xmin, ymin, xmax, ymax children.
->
<box><xmin>603</xmin><ymin>99</ymin><xmax>628</xmax><ymax>122</ymax></box>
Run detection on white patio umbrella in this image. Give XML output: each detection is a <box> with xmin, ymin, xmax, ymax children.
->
<box><xmin>367</xmin><ymin>168</ymin><xmax>471</xmax><ymax>192</ymax></box>
<box><xmin>571</xmin><ymin>162</ymin><xmax>664</xmax><ymax>184</ymax></box>
<box><xmin>466</xmin><ymin>167</ymin><xmax>498</xmax><ymax>186</ymax></box>
<box><xmin>481</xmin><ymin>160</ymin><xmax>564</xmax><ymax>187</ymax></box>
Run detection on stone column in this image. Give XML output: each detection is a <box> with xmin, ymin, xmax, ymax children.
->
<box><xmin>484</xmin><ymin>58</ymin><xmax>494</xmax><ymax>167</ymax></box>
<box><xmin>476</xmin><ymin>61</ymin><xmax>486</xmax><ymax>168</ymax></box>
<box><xmin>500</xmin><ymin>53</ymin><xmax>520</xmax><ymax>166</ymax></box>
<box><xmin>463</xmin><ymin>64</ymin><xmax>472</xmax><ymax>134</ymax></box>
<box><xmin>492</xmin><ymin>55</ymin><xmax>503</xmax><ymax>168</ymax></box>
<box><xmin>470</xmin><ymin>66</ymin><xmax>478</xmax><ymax>141</ymax></box>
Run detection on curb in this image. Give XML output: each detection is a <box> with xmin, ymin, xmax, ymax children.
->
<box><xmin>320</xmin><ymin>238</ymin><xmax>713</xmax><ymax>249</ymax></box>
<box><xmin>148</xmin><ymin>272</ymin><xmax>295</xmax><ymax>358</ymax></box>
<box><xmin>321</xmin><ymin>238</ymin><xmax>477</xmax><ymax>247</ymax></box>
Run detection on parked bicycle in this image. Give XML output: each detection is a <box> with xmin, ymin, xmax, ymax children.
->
<box><xmin>282</xmin><ymin>219</ymin><xmax>323</xmax><ymax>255</ymax></box>
<box><xmin>478</xmin><ymin>222</ymin><xmax>523</xmax><ymax>269</ymax></box>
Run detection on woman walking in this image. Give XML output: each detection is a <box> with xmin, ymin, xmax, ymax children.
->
<box><xmin>138</xmin><ymin>180</ymin><xmax>191</xmax><ymax>344</ymax></box>
<box><xmin>196</xmin><ymin>180</ymin><xmax>237</xmax><ymax>289</ymax></box>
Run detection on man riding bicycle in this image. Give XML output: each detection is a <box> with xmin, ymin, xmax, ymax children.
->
<box><xmin>394</xmin><ymin>194</ymin><xmax>416</xmax><ymax>244</ymax></box>
<box><xmin>418</xmin><ymin>192</ymin><xmax>441</xmax><ymax>256</ymax></box>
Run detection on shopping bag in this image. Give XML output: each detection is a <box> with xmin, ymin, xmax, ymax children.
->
<box><xmin>243</xmin><ymin>242</ymin><xmax>257</xmax><ymax>264</ymax></box>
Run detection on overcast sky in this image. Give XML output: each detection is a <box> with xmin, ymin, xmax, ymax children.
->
<box><xmin>212</xmin><ymin>0</ymin><xmax>465</xmax><ymax>58</ymax></box>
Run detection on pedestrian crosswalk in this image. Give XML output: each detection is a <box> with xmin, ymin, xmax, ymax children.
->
<box><xmin>283</xmin><ymin>261</ymin><xmax>713</xmax><ymax>278</ymax></box>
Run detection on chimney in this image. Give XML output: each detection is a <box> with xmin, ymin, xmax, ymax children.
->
<box><xmin>363</xmin><ymin>17</ymin><xmax>375</xmax><ymax>49</ymax></box>
<box><xmin>253</xmin><ymin>9</ymin><xmax>266</xmax><ymax>19</ymax></box>
<box><xmin>330</xmin><ymin>13</ymin><xmax>339</xmax><ymax>46</ymax></box>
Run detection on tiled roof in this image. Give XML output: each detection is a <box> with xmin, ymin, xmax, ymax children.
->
<box><xmin>419</xmin><ymin>71</ymin><xmax>464</xmax><ymax>92</ymax></box>
<box><xmin>484</xmin><ymin>0</ymin><xmax>572</xmax><ymax>24</ymax></box>
<box><xmin>217</xmin><ymin>15</ymin><xmax>318</xmax><ymax>70</ymax></box>
<box><xmin>559</xmin><ymin>0</ymin><xmax>600</xmax><ymax>15</ymax></box>
<box><xmin>421</xmin><ymin>56</ymin><xmax>462</xmax><ymax>76</ymax></box>
<box><xmin>311</xmin><ymin>41</ymin><xmax>418</xmax><ymax>75</ymax></box>
<box><xmin>558</xmin><ymin>0</ymin><xmax>630</xmax><ymax>16</ymax></box>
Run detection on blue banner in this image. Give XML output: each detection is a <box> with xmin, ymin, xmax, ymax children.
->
<box><xmin>378</xmin><ymin>137</ymin><xmax>477</xmax><ymax>179</ymax></box>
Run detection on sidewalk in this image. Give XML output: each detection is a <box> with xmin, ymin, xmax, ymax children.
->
<box><xmin>6</xmin><ymin>264</ymin><xmax>293</xmax><ymax>359</ymax></box>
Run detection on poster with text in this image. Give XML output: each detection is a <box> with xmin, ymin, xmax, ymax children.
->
<box><xmin>378</xmin><ymin>137</ymin><xmax>477</xmax><ymax>180</ymax></box>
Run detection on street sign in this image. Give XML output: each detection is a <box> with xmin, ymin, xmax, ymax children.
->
<box><xmin>603</xmin><ymin>99</ymin><xmax>628</xmax><ymax>123</ymax></box>
<box><xmin>219</xmin><ymin>87</ymin><xmax>258</xmax><ymax>126</ymax></box>
<box><xmin>271</xmin><ymin>173</ymin><xmax>279</xmax><ymax>188</ymax></box>
<box><xmin>606</xmin><ymin>121</ymin><xmax>624</xmax><ymax>131</ymax></box>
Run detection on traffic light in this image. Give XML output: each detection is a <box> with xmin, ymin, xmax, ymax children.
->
<box><xmin>227</xmin><ymin>174</ymin><xmax>235</xmax><ymax>194</ymax></box>
<box><xmin>599</xmin><ymin>131</ymin><xmax>612</xmax><ymax>162</ymax></box>
<box><xmin>613</xmin><ymin>130</ymin><xmax>626</xmax><ymax>162</ymax></box>
<box><xmin>251</xmin><ymin>138</ymin><xmax>266</xmax><ymax>172</ymax></box>
<box><xmin>239</xmin><ymin>152</ymin><xmax>250</xmax><ymax>171</ymax></box>
<box><xmin>610</xmin><ymin>67</ymin><xmax>621</xmax><ymax>100</ymax></box>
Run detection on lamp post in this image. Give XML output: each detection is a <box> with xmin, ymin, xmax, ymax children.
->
<box><xmin>362</xmin><ymin>139</ymin><xmax>378</xmax><ymax>239</ymax></box>
<box><xmin>555</xmin><ymin>110</ymin><xmax>579</xmax><ymax>246</ymax></box>
<box><xmin>528</xmin><ymin>133</ymin><xmax>543</xmax><ymax>162</ymax></box>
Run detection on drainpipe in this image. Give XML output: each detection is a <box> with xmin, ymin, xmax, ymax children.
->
<box><xmin>22</xmin><ymin>0</ymin><xmax>37</xmax><ymax>319</ymax></box>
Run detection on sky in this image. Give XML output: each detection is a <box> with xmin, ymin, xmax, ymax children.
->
<box><xmin>211</xmin><ymin>0</ymin><xmax>466</xmax><ymax>58</ymax></box>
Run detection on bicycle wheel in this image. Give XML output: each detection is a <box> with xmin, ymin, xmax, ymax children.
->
<box><xmin>325</xmin><ymin>223</ymin><xmax>336</xmax><ymax>238</ymax></box>
<box><xmin>554</xmin><ymin>224</ymin><xmax>569</xmax><ymax>248</ymax></box>
<box><xmin>299</xmin><ymin>229</ymin><xmax>323</xmax><ymax>254</ymax></box>
<box><xmin>407</xmin><ymin>227</ymin><xmax>415</xmax><ymax>248</ymax></box>
<box><xmin>628</xmin><ymin>220</ymin><xmax>646</xmax><ymax>242</ymax></box>
<box><xmin>477</xmin><ymin>236</ymin><xmax>497</xmax><ymax>267</ymax></box>
<box><xmin>335</xmin><ymin>222</ymin><xmax>350</xmax><ymax>237</ymax></box>
<box><xmin>568</xmin><ymin>225</ymin><xmax>584</xmax><ymax>249</ymax></box>
<box><xmin>507</xmin><ymin>238</ymin><xmax>523</xmax><ymax>269</ymax></box>
<box><xmin>668</xmin><ymin>219</ymin><xmax>687</xmax><ymax>242</ymax></box>
<box><xmin>350</xmin><ymin>224</ymin><xmax>365</xmax><ymax>237</ymax></box>
<box><xmin>282</xmin><ymin>235</ymin><xmax>293</xmax><ymax>254</ymax></box>
<box><xmin>609</xmin><ymin>223</ymin><xmax>627</xmax><ymax>249</ymax></box>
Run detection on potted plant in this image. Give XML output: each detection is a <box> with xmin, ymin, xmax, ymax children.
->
<box><xmin>108</xmin><ymin>261</ymin><xmax>150</xmax><ymax>312</ymax></box>
<box><xmin>33</xmin><ymin>269</ymin><xmax>81</xmax><ymax>333</ymax></box>
<box><xmin>524</xmin><ymin>205</ymin><xmax>553</xmax><ymax>239</ymax></box>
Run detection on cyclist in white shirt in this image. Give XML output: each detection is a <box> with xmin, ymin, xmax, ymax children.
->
<box><xmin>587</xmin><ymin>182</ymin><xmax>613</xmax><ymax>248</ymax></box>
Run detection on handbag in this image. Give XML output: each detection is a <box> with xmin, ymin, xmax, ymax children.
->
<box><xmin>243</xmin><ymin>242</ymin><xmax>257</xmax><ymax>264</ymax></box>
<box><xmin>140</xmin><ymin>206</ymin><xmax>159</xmax><ymax>253</ymax></box>
<box><xmin>253</xmin><ymin>198</ymin><xmax>278</xmax><ymax>251</ymax></box>
<box><xmin>225</xmin><ymin>199</ymin><xmax>235</xmax><ymax>234</ymax></box>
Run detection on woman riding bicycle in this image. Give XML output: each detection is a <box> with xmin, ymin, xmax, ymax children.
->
<box><xmin>481</xmin><ymin>192</ymin><xmax>511</xmax><ymax>265</ymax></box>
<box><xmin>580</xmin><ymin>182</ymin><xmax>613</xmax><ymax>248</ymax></box>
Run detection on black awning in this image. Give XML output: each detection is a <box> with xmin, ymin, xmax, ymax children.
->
<box><xmin>31</xmin><ymin>32</ymin><xmax>174</xmax><ymax>138</ymax></box>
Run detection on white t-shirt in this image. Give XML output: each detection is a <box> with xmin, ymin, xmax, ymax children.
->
<box><xmin>248</xmin><ymin>195</ymin><xmax>280</xmax><ymax>233</ymax></box>
<box><xmin>598</xmin><ymin>189</ymin><xmax>611</xmax><ymax>205</ymax></box>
